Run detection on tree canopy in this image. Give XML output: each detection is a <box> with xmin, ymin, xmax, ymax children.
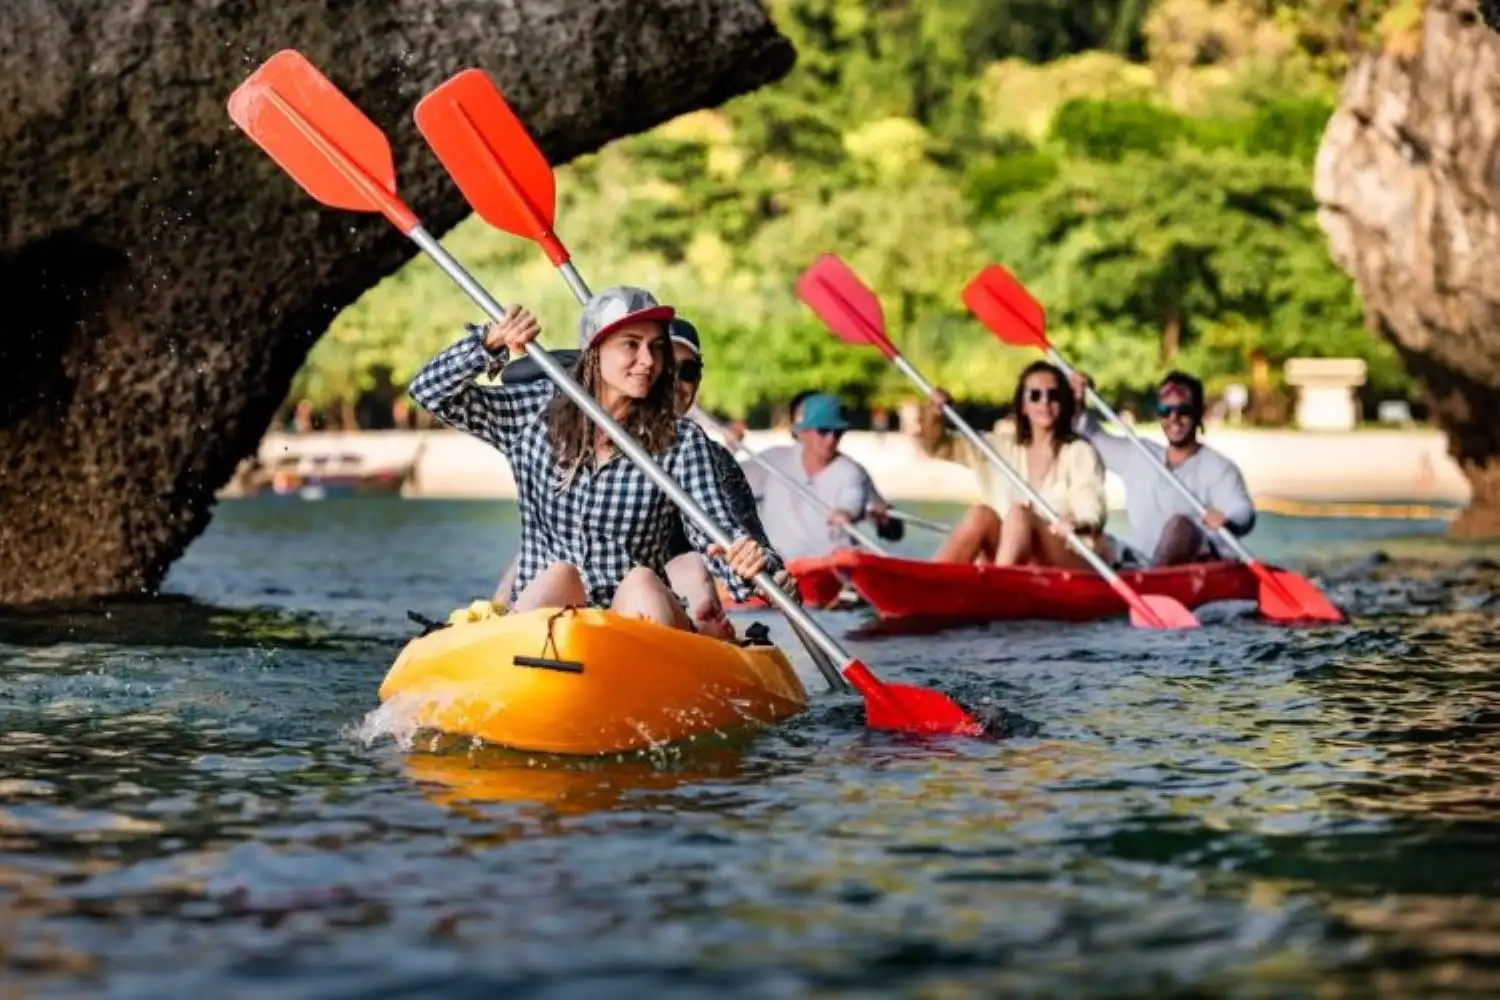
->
<box><xmin>295</xmin><ymin>0</ymin><xmax>1418</xmax><ymax>424</ymax></box>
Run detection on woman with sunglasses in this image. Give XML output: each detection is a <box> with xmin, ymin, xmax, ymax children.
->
<box><xmin>411</xmin><ymin>287</ymin><xmax>780</xmax><ymax>631</ymax></box>
<box><xmin>916</xmin><ymin>361</ymin><xmax>1108</xmax><ymax>567</ymax></box>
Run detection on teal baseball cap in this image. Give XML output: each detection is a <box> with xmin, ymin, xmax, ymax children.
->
<box><xmin>795</xmin><ymin>393</ymin><xmax>850</xmax><ymax>432</ymax></box>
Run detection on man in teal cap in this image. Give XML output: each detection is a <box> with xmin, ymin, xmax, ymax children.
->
<box><xmin>742</xmin><ymin>393</ymin><xmax>897</xmax><ymax>559</ymax></box>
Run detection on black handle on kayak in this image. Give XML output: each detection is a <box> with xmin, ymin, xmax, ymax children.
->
<box><xmin>512</xmin><ymin>655</ymin><xmax>585</xmax><ymax>674</ymax></box>
<box><xmin>406</xmin><ymin>609</ymin><xmax>449</xmax><ymax>637</ymax></box>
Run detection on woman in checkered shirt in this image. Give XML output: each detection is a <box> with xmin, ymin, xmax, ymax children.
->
<box><xmin>408</xmin><ymin>286</ymin><xmax>784</xmax><ymax>632</ymax></box>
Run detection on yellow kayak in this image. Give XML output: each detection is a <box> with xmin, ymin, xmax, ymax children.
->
<box><xmin>404</xmin><ymin>744</ymin><xmax>748</xmax><ymax>818</ymax></box>
<box><xmin>378</xmin><ymin>606</ymin><xmax>809</xmax><ymax>755</ymax></box>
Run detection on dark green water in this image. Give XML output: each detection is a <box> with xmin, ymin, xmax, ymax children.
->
<box><xmin>1</xmin><ymin>498</ymin><xmax>1497</xmax><ymax>998</ymax></box>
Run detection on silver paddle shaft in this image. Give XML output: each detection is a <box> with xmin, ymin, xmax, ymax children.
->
<box><xmin>689</xmin><ymin>406</ymin><xmax>886</xmax><ymax>555</ymax></box>
<box><xmin>405</xmin><ymin>229</ymin><xmax>851</xmax><ymax>691</ymax></box>
<box><xmin>1041</xmin><ymin>347</ymin><xmax>1254</xmax><ymax>564</ymax></box>
<box><xmin>476</xmin><ymin>253</ymin><xmax>847</xmax><ymax>692</ymax></box>
<box><xmin>884</xmin><ymin>507</ymin><xmax>953</xmax><ymax>533</ymax></box>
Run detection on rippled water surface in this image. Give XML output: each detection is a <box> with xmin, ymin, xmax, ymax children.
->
<box><xmin>2</xmin><ymin>497</ymin><xmax>1497</xmax><ymax>998</ymax></box>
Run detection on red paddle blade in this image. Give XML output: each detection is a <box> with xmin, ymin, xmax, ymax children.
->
<box><xmin>795</xmin><ymin>255</ymin><xmax>897</xmax><ymax>358</ymax></box>
<box><xmin>413</xmin><ymin>69</ymin><xmax>567</xmax><ymax>265</ymax></box>
<box><xmin>962</xmin><ymin>264</ymin><xmax>1049</xmax><ymax>350</ymax></box>
<box><xmin>227</xmin><ymin>49</ymin><xmax>417</xmax><ymax>233</ymax></box>
<box><xmin>1252</xmin><ymin>564</ymin><xmax>1345</xmax><ymax>624</ymax></box>
<box><xmin>1127</xmin><ymin>593</ymin><xmax>1202</xmax><ymax>630</ymax></box>
<box><xmin>844</xmin><ymin>663</ymin><xmax>985</xmax><ymax>736</ymax></box>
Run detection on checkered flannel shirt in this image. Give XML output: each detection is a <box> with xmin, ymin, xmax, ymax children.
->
<box><xmin>408</xmin><ymin>326</ymin><xmax>784</xmax><ymax>606</ymax></box>
<box><xmin>666</xmin><ymin>439</ymin><xmax>771</xmax><ymax>559</ymax></box>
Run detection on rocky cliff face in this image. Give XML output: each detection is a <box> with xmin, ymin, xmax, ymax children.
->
<box><xmin>0</xmin><ymin>0</ymin><xmax>793</xmax><ymax>604</ymax></box>
<box><xmin>1315</xmin><ymin>0</ymin><xmax>1500</xmax><ymax>537</ymax></box>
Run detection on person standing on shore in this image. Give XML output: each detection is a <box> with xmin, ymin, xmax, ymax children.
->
<box><xmin>1069</xmin><ymin>369</ymin><xmax>1255</xmax><ymax>566</ymax></box>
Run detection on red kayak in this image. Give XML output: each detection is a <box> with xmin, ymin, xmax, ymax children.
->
<box><xmin>774</xmin><ymin>549</ymin><xmax>1260</xmax><ymax>623</ymax></box>
<box><xmin>719</xmin><ymin>556</ymin><xmax>848</xmax><ymax>611</ymax></box>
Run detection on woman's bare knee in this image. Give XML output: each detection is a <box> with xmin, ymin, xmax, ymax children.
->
<box><xmin>936</xmin><ymin>504</ymin><xmax>1003</xmax><ymax>564</ymax></box>
<box><xmin>511</xmin><ymin>562</ymin><xmax>586</xmax><ymax>612</ymax></box>
<box><xmin>965</xmin><ymin>503</ymin><xmax>1001</xmax><ymax>532</ymax></box>
<box><xmin>612</xmin><ymin>567</ymin><xmax>691</xmax><ymax>629</ymax></box>
<box><xmin>995</xmin><ymin>503</ymin><xmax>1035</xmax><ymax>565</ymax></box>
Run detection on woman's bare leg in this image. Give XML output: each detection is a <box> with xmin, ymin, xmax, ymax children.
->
<box><xmin>492</xmin><ymin>553</ymin><xmax>521</xmax><ymax>606</ymax></box>
<box><xmin>993</xmin><ymin>502</ymin><xmax>1036</xmax><ymax>566</ymax></box>
<box><xmin>932</xmin><ymin>504</ymin><xmax>1002</xmax><ymax>564</ymax></box>
<box><xmin>1031</xmin><ymin>518</ymin><xmax>1106</xmax><ymax>570</ymax></box>
<box><xmin>665</xmin><ymin>553</ymin><xmax>733</xmax><ymax>639</ymax></box>
<box><xmin>511</xmin><ymin>562</ymin><xmax>588</xmax><ymax>613</ymax></box>
<box><xmin>612</xmin><ymin>566</ymin><xmax>694</xmax><ymax>630</ymax></box>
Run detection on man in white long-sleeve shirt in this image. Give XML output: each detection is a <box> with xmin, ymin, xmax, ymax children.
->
<box><xmin>1070</xmin><ymin>370</ymin><xmax>1255</xmax><ymax>567</ymax></box>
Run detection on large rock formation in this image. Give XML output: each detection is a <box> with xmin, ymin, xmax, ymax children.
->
<box><xmin>1315</xmin><ymin>0</ymin><xmax>1500</xmax><ymax>537</ymax></box>
<box><xmin>0</xmin><ymin>1</ymin><xmax>794</xmax><ymax>604</ymax></box>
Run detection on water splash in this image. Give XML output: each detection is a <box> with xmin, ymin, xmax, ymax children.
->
<box><xmin>341</xmin><ymin>687</ymin><xmax>498</xmax><ymax>752</ymax></box>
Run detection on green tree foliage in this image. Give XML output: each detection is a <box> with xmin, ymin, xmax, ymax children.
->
<box><xmin>295</xmin><ymin>0</ymin><xmax>1417</xmax><ymax>423</ymax></box>
<box><xmin>980</xmin><ymin>148</ymin><xmax>1409</xmax><ymax>397</ymax></box>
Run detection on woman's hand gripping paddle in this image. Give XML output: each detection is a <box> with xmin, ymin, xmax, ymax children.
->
<box><xmin>401</xmin><ymin>68</ymin><xmax>983</xmax><ymax>737</ymax></box>
<box><xmin>795</xmin><ymin>254</ymin><xmax>1202</xmax><ymax>631</ymax></box>
<box><xmin>962</xmin><ymin>265</ymin><xmax>1345</xmax><ymax>626</ymax></box>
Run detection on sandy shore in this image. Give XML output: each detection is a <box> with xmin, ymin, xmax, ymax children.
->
<box><xmin>243</xmin><ymin>425</ymin><xmax>1471</xmax><ymax>510</ymax></box>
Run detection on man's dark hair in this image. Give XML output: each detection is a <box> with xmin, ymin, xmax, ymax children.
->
<box><xmin>1158</xmin><ymin>370</ymin><xmax>1205</xmax><ymax>417</ymax></box>
<box><xmin>788</xmin><ymin>389</ymin><xmax>817</xmax><ymax>419</ymax></box>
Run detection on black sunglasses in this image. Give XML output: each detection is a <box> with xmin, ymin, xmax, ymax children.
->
<box><xmin>1025</xmin><ymin>387</ymin><xmax>1061</xmax><ymax>403</ymax></box>
<box><xmin>1156</xmin><ymin>402</ymin><xmax>1195</xmax><ymax>419</ymax></box>
<box><xmin>677</xmin><ymin>359</ymin><xmax>703</xmax><ymax>384</ymax></box>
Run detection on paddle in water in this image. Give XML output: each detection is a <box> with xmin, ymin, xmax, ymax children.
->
<box><xmin>794</xmin><ymin>254</ymin><xmax>1201</xmax><ymax>631</ymax></box>
<box><xmin>961</xmin><ymin>264</ymin><xmax>1345</xmax><ymax>626</ymax></box>
<box><xmin>224</xmin><ymin>54</ymin><xmax>981</xmax><ymax>737</ymax></box>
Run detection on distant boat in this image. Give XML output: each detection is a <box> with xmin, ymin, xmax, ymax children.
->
<box><xmin>223</xmin><ymin>448</ymin><xmax>419</xmax><ymax>500</ymax></box>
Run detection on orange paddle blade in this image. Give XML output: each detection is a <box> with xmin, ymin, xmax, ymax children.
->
<box><xmin>844</xmin><ymin>663</ymin><xmax>985</xmax><ymax>737</ymax></box>
<box><xmin>795</xmin><ymin>255</ymin><xmax>897</xmax><ymax>358</ymax></box>
<box><xmin>413</xmin><ymin>69</ymin><xmax>567</xmax><ymax>265</ymax></box>
<box><xmin>226</xmin><ymin>49</ymin><xmax>417</xmax><ymax>233</ymax></box>
<box><xmin>1126</xmin><ymin>593</ymin><xmax>1202</xmax><ymax>630</ymax></box>
<box><xmin>962</xmin><ymin>264</ymin><xmax>1049</xmax><ymax>350</ymax></box>
<box><xmin>1252</xmin><ymin>564</ymin><xmax>1345</xmax><ymax>624</ymax></box>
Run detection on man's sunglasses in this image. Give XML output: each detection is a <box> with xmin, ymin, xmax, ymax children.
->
<box><xmin>1156</xmin><ymin>402</ymin><xmax>1196</xmax><ymax>419</ymax></box>
<box><xmin>677</xmin><ymin>360</ymin><xmax>703</xmax><ymax>384</ymax></box>
<box><xmin>1025</xmin><ymin>387</ymin><xmax>1061</xmax><ymax>403</ymax></box>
